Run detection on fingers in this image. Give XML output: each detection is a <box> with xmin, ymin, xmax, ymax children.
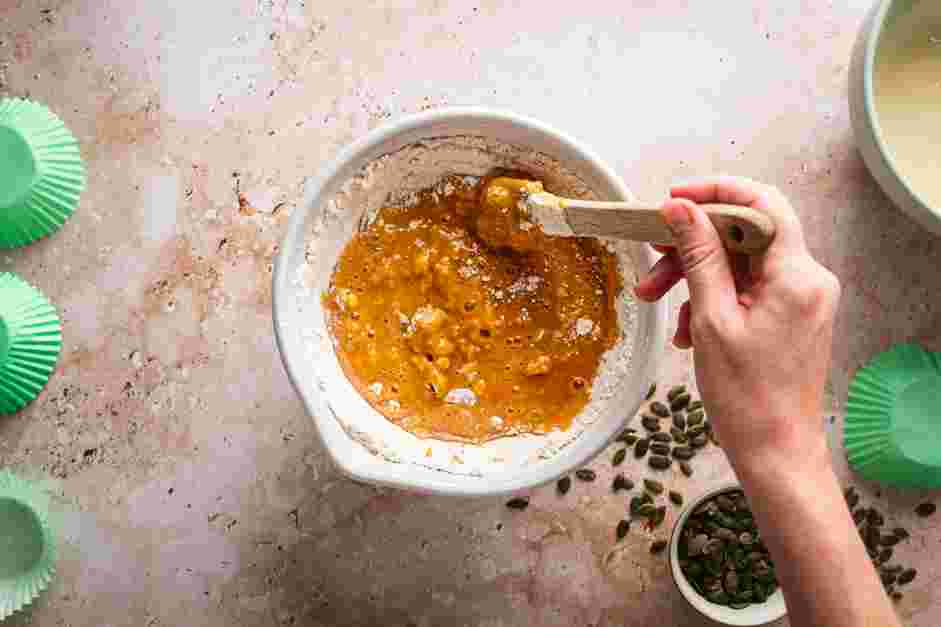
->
<box><xmin>671</xmin><ymin>175</ymin><xmax>806</xmax><ymax>255</ymax></box>
<box><xmin>660</xmin><ymin>197</ymin><xmax>738</xmax><ymax>314</ymax></box>
<box><xmin>674</xmin><ymin>300</ymin><xmax>692</xmax><ymax>349</ymax></box>
<box><xmin>634</xmin><ymin>253</ymin><xmax>684</xmax><ymax>302</ymax></box>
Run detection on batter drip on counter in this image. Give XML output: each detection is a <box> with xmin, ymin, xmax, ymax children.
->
<box><xmin>323</xmin><ymin>174</ymin><xmax>622</xmax><ymax>443</ymax></box>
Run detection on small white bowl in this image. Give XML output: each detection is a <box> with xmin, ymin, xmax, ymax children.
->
<box><xmin>272</xmin><ymin>108</ymin><xmax>666</xmax><ymax>496</ymax></box>
<box><xmin>669</xmin><ymin>481</ymin><xmax>787</xmax><ymax>626</ymax></box>
<box><xmin>849</xmin><ymin>0</ymin><xmax>941</xmax><ymax>236</ymax></box>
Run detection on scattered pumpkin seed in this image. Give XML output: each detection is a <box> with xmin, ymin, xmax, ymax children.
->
<box><xmin>679</xmin><ymin>461</ymin><xmax>693</xmax><ymax>477</ymax></box>
<box><xmin>645</xmin><ymin>382</ymin><xmax>657</xmax><ymax>400</ymax></box>
<box><xmin>644</xmin><ymin>478</ymin><xmax>665</xmax><ymax>494</ymax></box>
<box><xmin>634</xmin><ymin>438</ymin><xmax>650</xmax><ymax>458</ymax></box>
<box><xmin>672</xmin><ymin>446</ymin><xmax>695</xmax><ymax>460</ymax></box>
<box><xmin>557</xmin><ymin>476</ymin><xmax>571</xmax><ymax>495</ymax></box>
<box><xmin>867</xmin><ymin>508</ymin><xmax>885</xmax><ymax>527</ymax></box>
<box><xmin>615</xmin><ymin>430</ymin><xmax>638</xmax><ymax>445</ymax></box>
<box><xmin>612</xmin><ymin>474</ymin><xmax>633</xmax><ymax>492</ymax></box>
<box><xmin>880</xmin><ymin>534</ymin><xmax>900</xmax><ymax>547</ymax></box>
<box><xmin>637</xmin><ymin>503</ymin><xmax>657</xmax><ymax>517</ymax></box>
<box><xmin>844</xmin><ymin>486</ymin><xmax>860</xmax><ymax>510</ymax></box>
<box><xmin>671</xmin><ymin>427</ymin><xmax>688</xmax><ymax>443</ymax></box>
<box><xmin>648</xmin><ymin>455</ymin><xmax>672</xmax><ymax>470</ymax></box>
<box><xmin>641</xmin><ymin>415</ymin><xmax>661</xmax><ymax>432</ymax></box>
<box><xmin>687</xmin><ymin>399</ymin><xmax>703</xmax><ymax>411</ymax></box>
<box><xmin>630</xmin><ymin>496</ymin><xmax>644</xmax><ymax>515</ymax></box>
<box><xmin>651</xmin><ymin>539</ymin><xmax>668</xmax><ymax>554</ymax></box>
<box><xmin>616</xmin><ymin>519</ymin><xmax>630</xmax><ymax>541</ymax></box>
<box><xmin>575</xmin><ymin>469</ymin><xmax>596</xmax><ymax>482</ymax></box>
<box><xmin>672</xmin><ymin>413</ymin><xmax>686</xmax><ymax>430</ymax></box>
<box><xmin>691</xmin><ymin>434</ymin><xmax>709</xmax><ymax>448</ymax></box>
<box><xmin>651</xmin><ymin>432</ymin><xmax>671</xmax><ymax>443</ymax></box>
<box><xmin>915</xmin><ymin>502</ymin><xmax>936</xmax><ymax>517</ymax></box>
<box><xmin>878</xmin><ymin>547</ymin><xmax>893</xmax><ymax>564</ymax></box>
<box><xmin>651</xmin><ymin>506</ymin><xmax>667</xmax><ymax>528</ymax></box>
<box><xmin>669</xmin><ymin>491</ymin><xmax>684</xmax><ymax>506</ymax></box>
<box><xmin>506</xmin><ymin>497</ymin><xmax>529</xmax><ymax>510</ymax></box>
<box><xmin>670</xmin><ymin>393</ymin><xmax>691</xmax><ymax>412</ymax></box>
<box><xmin>881</xmin><ymin>570</ymin><xmax>898</xmax><ymax>586</ymax></box>
<box><xmin>892</xmin><ymin>527</ymin><xmax>910</xmax><ymax>540</ymax></box>
<box><xmin>687</xmin><ymin>410</ymin><xmax>705</xmax><ymax>427</ymax></box>
<box><xmin>650</xmin><ymin>442</ymin><xmax>671</xmax><ymax>456</ymax></box>
<box><xmin>612</xmin><ymin>448</ymin><xmax>627</xmax><ymax>466</ymax></box>
<box><xmin>897</xmin><ymin>568</ymin><xmax>916</xmax><ymax>585</ymax></box>
<box><xmin>650</xmin><ymin>401</ymin><xmax>670</xmax><ymax>418</ymax></box>
<box><xmin>891</xmin><ymin>591</ymin><xmax>903</xmax><ymax>602</ymax></box>
<box><xmin>667</xmin><ymin>385</ymin><xmax>687</xmax><ymax>402</ymax></box>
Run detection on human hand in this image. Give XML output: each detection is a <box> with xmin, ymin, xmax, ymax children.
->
<box><xmin>634</xmin><ymin>176</ymin><xmax>840</xmax><ymax>471</ymax></box>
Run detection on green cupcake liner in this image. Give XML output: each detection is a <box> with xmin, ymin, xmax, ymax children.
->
<box><xmin>0</xmin><ymin>98</ymin><xmax>84</xmax><ymax>248</ymax></box>
<box><xmin>0</xmin><ymin>273</ymin><xmax>62</xmax><ymax>415</ymax></box>
<box><xmin>0</xmin><ymin>470</ymin><xmax>56</xmax><ymax>620</ymax></box>
<box><xmin>845</xmin><ymin>343</ymin><xmax>941</xmax><ymax>489</ymax></box>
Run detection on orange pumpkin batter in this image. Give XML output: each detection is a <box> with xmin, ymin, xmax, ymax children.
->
<box><xmin>323</xmin><ymin>174</ymin><xmax>622</xmax><ymax>443</ymax></box>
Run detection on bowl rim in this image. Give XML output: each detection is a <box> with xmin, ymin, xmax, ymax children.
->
<box><xmin>861</xmin><ymin>0</ymin><xmax>941</xmax><ymax>223</ymax></box>
<box><xmin>272</xmin><ymin>106</ymin><xmax>666</xmax><ymax>496</ymax></box>
<box><xmin>668</xmin><ymin>480</ymin><xmax>787</xmax><ymax>626</ymax></box>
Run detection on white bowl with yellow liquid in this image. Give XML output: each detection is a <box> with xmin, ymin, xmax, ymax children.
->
<box><xmin>273</xmin><ymin>108</ymin><xmax>666</xmax><ymax>496</ymax></box>
<box><xmin>850</xmin><ymin>0</ymin><xmax>941</xmax><ymax>236</ymax></box>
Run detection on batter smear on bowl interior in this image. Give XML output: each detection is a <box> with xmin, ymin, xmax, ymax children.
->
<box><xmin>323</xmin><ymin>174</ymin><xmax>622</xmax><ymax>443</ymax></box>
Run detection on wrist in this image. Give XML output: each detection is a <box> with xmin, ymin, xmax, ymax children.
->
<box><xmin>726</xmin><ymin>419</ymin><xmax>833</xmax><ymax>485</ymax></box>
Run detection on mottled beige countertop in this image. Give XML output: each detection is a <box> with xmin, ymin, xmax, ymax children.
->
<box><xmin>0</xmin><ymin>1</ymin><xmax>938</xmax><ymax>626</ymax></box>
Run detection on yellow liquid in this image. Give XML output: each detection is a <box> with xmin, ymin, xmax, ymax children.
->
<box><xmin>874</xmin><ymin>2</ymin><xmax>941</xmax><ymax>209</ymax></box>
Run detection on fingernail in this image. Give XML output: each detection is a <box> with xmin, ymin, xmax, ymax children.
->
<box><xmin>661</xmin><ymin>199</ymin><xmax>693</xmax><ymax>231</ymax></box>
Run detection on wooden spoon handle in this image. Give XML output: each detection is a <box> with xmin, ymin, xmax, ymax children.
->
<box><xmin>559</xmin><ymin>199</ymin><xmax>776</xmax><ymax>255</ymax></box>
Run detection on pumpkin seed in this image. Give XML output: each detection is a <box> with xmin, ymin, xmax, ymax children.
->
<box><xmin>575</xmin><ymin>469</ymin><xmax>596</xmax><ymax>482</ymax></box>
<box><xmin>630</xmin><ymin>496</ymin><xmax>644</xmax><ymax>515</ymax></box>
<box><xmin>667</xmin><ymin>385</ymin><xmax>687</xmax><ymax>401</ymax></box>
<box><xmin>612</xmin><ymin>474</ymin><xmax>633</xmax><ymax>492</ymax></box>
<box><xmin>687</xmin><ymin>409</ymin><xmax>705</xmax><ymax>426</ymax></box>
<box><xmin>648</xmin><ymin>455</ymin><xmax>672</xmax><ymax>470</ymax></box>
<box><xmin>640</xmin><ymin>492</ymin><xmax>654</xmax><ymax>505</ymax></box>
<box><xmin>878</xmin><ymin>547</ymin><xmax>893</xmax><ymax>563</ymax></box>
<box><xmin>893</xmin><ymin>527</ymin><xmax>910</xmax><ymax>540</ymax></box>
<box><xmin>644</xmin><ymin>383</ymin><xmax>657</xmax><ymax>400</ymax></box>
<box><xmin>650</xmin><ymin>442</ymin><xmax>671</xmax><ymax>456</ymax></box>
<box><xmin>867</xmin><ymin>508</ymin><xmax>884</xmax><ymax>527</ymax></box>
<box><xmin>651</xmin><ymin>432</ymin><xmax>671</xmax><ymax>443</ymax></box>
<box><xmin>891</xmin><ymin>591</ymin><xmax>903</xmax><ymax>602</ymax></box>
<box><xmin>691</xmin><ymin>434</ymin><xmax>709</xmax><ymax>448</ymax></box>
<box><xmin>844</xmin><ymin>486</ymin><xmax>859</xmax><ymax>510</ymax></box>
<box><xmin>616</xmin><ymin>519</ymin><xmax>630</xmax><ymax>541</ymax></box>
<box><xmin>612</xmin><ymin>448</ymin><xmax>627</xmax><ymax>466</ymax></box>
<box><xmin>671</xmin><ymin>427</ymin><xmax>688</xmax><ymax>443</ymax></box>
<box><xmin>634</xmin><ymin>438</ymin><xmax>650</xmax><ymax>458</ymax></box>
<box><xmin>651</xmin><ymin>506</ymin><xmax>667</xmax><ymax>528</ymax></box>
<box><xmin>650</xmin><ymin>539</ymin><xmax>668</xmax><ymax>554</ymax></box>
<box><xmin>644</xmin><ymin>478</ymin><xmax>665</xmax><ymax>494</ymax></box>
<box><xmin>880</xmin><ymin>570</ymin><xmax>897</xmax><ymax>586</ymax></box>
<box><xmin>637</xmin><ymin>503</ymin><xmax>657</xmax><ymax>517</ymax></box>
<box><xmin>728</xmin><ymin>601</ymin><xmax>750</xmax><ymax>610</ymax></box>
<box><xmin>557</xmin><ymin>476</ymin><xmax>571</xmax><ymax>495</ymax></box>
<box><xmin>680</xmin><ymin>461</ymin><xmax>694</xmax><ymax>477</ymax></box>
<box><xmin>880</xmin><ymin>533</ymin><xmax>900</xmax><ymax>547</ymax></box>
<box><xmin>650</xmin><ymin>401</ymin><xmax>670</xmax><ymax>418</ymax></box>
<box><xmin>669</xmin><ymin>491</ymin><xmax>684</xmax><ymax>506</ymax></box>
<box><xmin>897</xmin><ymin>568</ymin><xmax>916</xmax><ymax>586</ymax></box>
<box><xmin>688</xmin><ymin>400</ymin><xmax>703</xmax><ymax>412</ymax></box>
<box><xmin>687</xmin><ymin>424</ymin><xmax>707</xmax><ymax>438</ymax></box>
<box><xmin>506</xmin><ymin>497</ymin><xmax>529</xmax><ymax>510</ymax></box>
<box><xmin>670</xmin><ymin>393</ymin><xmax>691</xmax><ymax>412</ymax></box>
<box><xmin>915</xmin><ymin>502</ymin><xmax>936</xmax><ymax>517</ymax></box>
<box><xmin>672</xmin><ymin>446</ymin><xmax>695</xmax><ymax>460</ymax></box>
<box><xmin>615</xmin><ymin>430</ymin><xmax>638</xmax><ymax>445</ymax></box>
<box><xmin>672</xmin><ymin>413</ymin><xmax>687</xmax><ymax>430</ymax></box>
<box><xmin>641</xmin><ymin>415</ymin><xmax>661</xmax><ymax>432</ymax></box>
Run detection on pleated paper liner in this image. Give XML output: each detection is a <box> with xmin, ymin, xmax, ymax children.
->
<box><xmin>0</xmin><ymin>98</ymin><xmax>84</xmax><ymax>248</ymax></box>
<box><xmin>845</xmin><ymin>343</ymin><xmax>941</xmax><ymax>489</ymax></box>
<box><xmin>0</xmin><ymin>470</ymin><xmax>57</xmax><ymax>620</ymax></box>
<box><xmin>0</xmin><ymin>273</ymin><xmax>62</xmax><ymax>414</ymax></box>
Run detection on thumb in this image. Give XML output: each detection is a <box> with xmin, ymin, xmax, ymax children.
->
<box><xmin>660</xmin><ymin>198</ymin><xmax>737</xmax><ymax>311</ymax></box>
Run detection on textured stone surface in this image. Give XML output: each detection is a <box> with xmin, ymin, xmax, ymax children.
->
<box><xmin>0</xmin><ymin>1</ymin><xmax>938</xmax><ymax>625</ymax></box>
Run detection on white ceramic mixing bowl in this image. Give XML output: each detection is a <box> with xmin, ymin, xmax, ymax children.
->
<box><xmin>273</xmin><ymin>108</ymin><xmax>666</xmax><ymax>496</ymax></box>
